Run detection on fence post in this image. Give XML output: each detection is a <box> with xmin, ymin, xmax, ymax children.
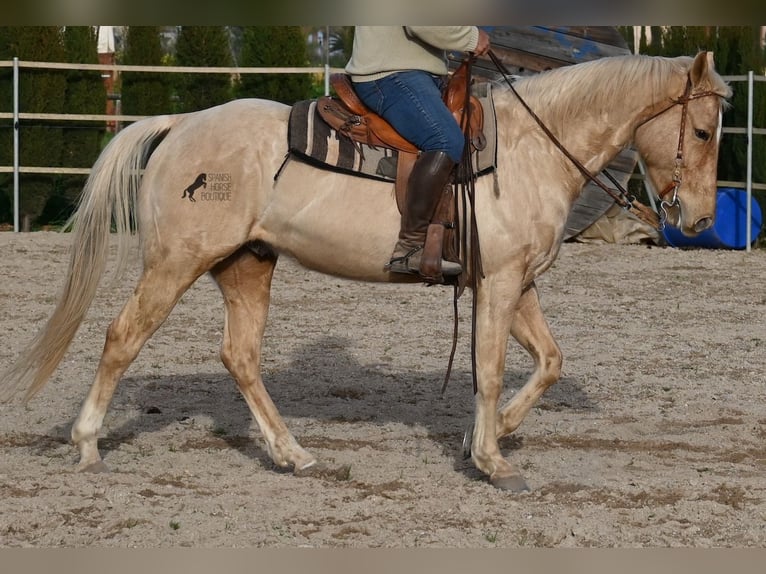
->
<box><xmin>745</xmin><ymin>70</ymin><xmax>753</xmax><ymax>251</ymax></box>
<box><xmin>13</xmin><ymin>57</ymin><xmax>19</xmax><ymax>233</ymax></box>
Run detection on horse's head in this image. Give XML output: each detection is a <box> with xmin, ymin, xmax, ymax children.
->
<box><xmin>633</xmin><ymin>51</ymin><xmax>732</xmax><ymax>236</ymax></box>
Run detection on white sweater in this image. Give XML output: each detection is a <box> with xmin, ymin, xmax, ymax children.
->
<box><xmin>345</xmin><ymin>26</ymin><xmax>480</xmax><ymax>82</ymax></box>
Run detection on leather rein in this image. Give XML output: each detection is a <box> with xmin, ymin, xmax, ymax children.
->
<box><xmin>486</xmin><ymin>50</ymin><xmax>722</xmax><ymax>231</ymax></box>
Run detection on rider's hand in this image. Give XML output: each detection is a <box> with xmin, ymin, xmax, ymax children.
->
<box><xmin>473</xmin><ymin>29</ymin><xmax>491</xmax><ymax>56</ymax></box>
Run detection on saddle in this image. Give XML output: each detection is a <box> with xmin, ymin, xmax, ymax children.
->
<box><xmin>316</xmin><ymin>59</ymin><xmax>486</xmax><ymax>282</ymax></box>
<box><xmin>317</xmin><ymin>60</ymin><xmax>485</xmax><ymax>212</ymax></box>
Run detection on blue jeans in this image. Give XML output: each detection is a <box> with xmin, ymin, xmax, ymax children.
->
<box><xmin>353</xmin><ymin>70</ymin><xmax>465</xmax><ymax>163</ymax></box>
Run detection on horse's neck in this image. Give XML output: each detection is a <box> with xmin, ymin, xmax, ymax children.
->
<box><xmin>500</xmin><ymin>70</ymin><xmax>679</xmax><ymax>191</ymax></box>
<box><xmin>496</xmin><ymin>99</ymin><xmax>632</xmax><ymax>203</ymax></box>
<box><xmin>506</xmin><ymin>64</ymin><xmax>683</xmax><ymax>163</ymax></box>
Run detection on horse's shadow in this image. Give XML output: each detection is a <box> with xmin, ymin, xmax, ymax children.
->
<box><xmin>48</xmin><ymin>336</ymin><xmax>596</xmax><ymax>480</ymax></box>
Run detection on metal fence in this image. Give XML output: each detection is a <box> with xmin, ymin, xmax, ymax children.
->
<box><xmin>1</xmin><ymin>59</ymin><xmax>765</xmax><ymax>248</ymax></box>
<box><xmin>0</xmin><ymin>58</ymin><xmax>343</xmax><ymax>231</ymax></box>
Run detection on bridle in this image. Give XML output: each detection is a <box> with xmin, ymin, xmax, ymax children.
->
<box><xmin>487</xmin><ymin>50</ymin><xmax>723</xmax><ymax>230</ymax></box>
<box><xmin>635</xmin><ymin>76</ymin><xmax>722</xmax><ymax>228</ymax></box>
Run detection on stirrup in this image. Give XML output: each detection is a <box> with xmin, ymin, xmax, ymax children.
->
<box><xmin>386</xmin><ymin>246</ymin><xmax>462</xmax><ymax>278</ymax></box>
<box><xmin>385</xmin><ymin>246</ymin><xmax>422</xmax><ymax>275</ymax></box>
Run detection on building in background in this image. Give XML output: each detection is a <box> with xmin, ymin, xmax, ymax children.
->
<box><xmin>96</xmin><ymin>26</ymin><xmax>118</xmax><ymax>131</ymax></box>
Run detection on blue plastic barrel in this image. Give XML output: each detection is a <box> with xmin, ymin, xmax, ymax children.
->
<box><xmin>662</xmin><ymin>187</ymin><xmax>763</xmax><ymax>249</ymax></box>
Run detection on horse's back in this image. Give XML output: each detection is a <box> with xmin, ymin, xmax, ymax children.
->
<box><xmin>166</xmin><ymin>98</ymin><xmax>291</xmax><ymax>141</ymax></box>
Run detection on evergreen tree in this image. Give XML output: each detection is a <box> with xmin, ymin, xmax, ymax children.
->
<box><xmin>121</xmin><ymin>26</ymin><xmax>173</xmax><ymax>116</ymax></box>
<box><xmin>659</xmin><ymin>26</ymin><xmax>715</xmax><ymax>57</ymax></box>
<box><xmin>40</xmin><ymin>26</ymin><xmax>106</xmax><ymax>225</ymax></box>
<box><xmin>646</xmin><ymin>26</ymin><xmax>664</xmax><ymax>55</ymax></box>
<box><xmin>175</xmin><ymin>26</ymin><xmax>233</xmax><ymax>112</ymax></box>
<box><xmin>616</xmin><ymin>26</ymin><xmax>635</xmax><ymax>53</ymax></box>
<box><xmin>236</xmin><ymin>26</ymin><xmax>312</xmax><ymax>105</ymax></box>
<box><xmin>638</xmin><ymin>28</ymin><xmax>649</xmax><ymax>54</ymax></box>
<box><xmin>712</xmin><ymin>27</ymin><xmax>766</xmax><ymax>202</ymax></box>
<box><xmin>0</xmin><ymin>27</ymin><xmax>66</xmax><ymax>227</ymax></box>
<box><xmin>0</xmin><ymin>27</ymin><xmax>19</xmax><ymax>224</ymax></box>
<box><xmin>662</xmin><ymin>26</ymin><xmax>688</xmax><ymax>56</ymax></box>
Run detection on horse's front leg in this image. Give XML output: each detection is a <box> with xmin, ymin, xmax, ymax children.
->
<box><xmin>470</xmin><ymin>273</ymin><xmax>530</xmax><ymax>492</ymax></box>
<box><xmin>496</xmin><ymin>282</ymin><xmax>563</xmax><ymax>438</ymax></box>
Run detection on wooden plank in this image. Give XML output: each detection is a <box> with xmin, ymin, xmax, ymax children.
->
<box><xmin>542</xmin><ymin>26</ymin><xmax>631</xmax><ymax>47</ymax></box>
<box><xmin>563</xmin><ymin>148</ymin><xmax>639</xmax><ymax>240</ymax></box>
<box><xmin>486</xmin><ymin>26</ymin><xmax>629</xmax><ymax>62</ymax></box>
<box><xmin>465</xmin><ymin>26</ymin><xmax>631</xmax><ymax>79</ymax></box>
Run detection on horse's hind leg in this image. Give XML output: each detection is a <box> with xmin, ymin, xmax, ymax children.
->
<box><xmin>72</xmin><ymin>263</ymin><xmax>203</xmax><ymax>472</ymax></box>
<box><xmin>209</xmin><ymin>248</ymin><xmax>316</xmax><ymax>472</ymax></box>
<box><xmin>496</xmin><ymin>282</ymin><xmax>562</xmax><ymax>438</ymax></box>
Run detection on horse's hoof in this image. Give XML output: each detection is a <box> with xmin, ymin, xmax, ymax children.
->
<box><xmin>294</xmin><ymin>462</ymin><xmax>351</xmax><ymax>481</ymax></box>
<box><xmin>79</xmin><ymin>460</ymin><xmax>110</xmax><ymax>474</ymax></box>
<box><xmin>462</xmin><ymin>424</ymin><xmax>473</xmax><ymax>459</ymax></box>
<box><xmin>490</xmin><ymin>473</ymin><xmax>530</xmax><ymax>492</ymax></box>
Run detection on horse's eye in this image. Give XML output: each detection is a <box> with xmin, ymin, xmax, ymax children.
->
<box><xmin>695</xmin><ymin>129</ymin><xmax>711</xmax><ymax>141</ymax></box>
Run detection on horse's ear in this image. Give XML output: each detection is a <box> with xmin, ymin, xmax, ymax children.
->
<box><xmin>690</xmin><ymin>51</ymin><xmax>715</xmax><ymax>87</ymax></box>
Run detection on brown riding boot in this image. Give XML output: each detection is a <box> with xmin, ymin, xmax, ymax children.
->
<box><xmin>386</xmin><ymin>150</ymin><xmax>462</xmax><ymax>277</ymax></box>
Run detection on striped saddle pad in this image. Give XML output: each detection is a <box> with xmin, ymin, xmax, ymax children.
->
<box><xmin>288</xmin><ymin>99</ymin><xmax>397</xmax><ymax>181</ymax></box>
<box><xmin>286</xmin><ymin>82</ymin><xmax>497</xmax><ymax>182</ymax></box>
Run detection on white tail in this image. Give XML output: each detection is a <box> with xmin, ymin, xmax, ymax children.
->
<box><xmin>0</xmin><ymin>114</ymin><xmax>179</xmax><ymax>403</ymax></box>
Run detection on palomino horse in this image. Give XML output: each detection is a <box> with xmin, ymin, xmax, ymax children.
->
<box><xmin>0</xmin><ymin>52</ymin><xmax>730</xmax><ymax>491</ymax></box>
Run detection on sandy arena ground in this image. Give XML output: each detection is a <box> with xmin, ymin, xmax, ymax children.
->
<box><xmin>0</xmin><ymin>231</ymin><xmax>765</xmax><ymax>547</ymax></box>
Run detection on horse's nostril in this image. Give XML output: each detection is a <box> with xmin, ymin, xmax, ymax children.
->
<box><xmin>694</xmin><ymin>217</ymin><xmax>713</xmax><ymax>233</ymax></box>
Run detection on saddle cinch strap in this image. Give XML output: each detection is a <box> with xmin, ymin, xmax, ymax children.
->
<box><xmin>317</xmin><ymin>60</ymin><xmax>486</xmax><ymax>215</ymax></box>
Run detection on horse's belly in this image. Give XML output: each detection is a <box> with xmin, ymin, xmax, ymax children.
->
<box><xmin>255</xmin><ymin>163</ymin><xmax>401</xmax><ymax>280</ymax></box>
